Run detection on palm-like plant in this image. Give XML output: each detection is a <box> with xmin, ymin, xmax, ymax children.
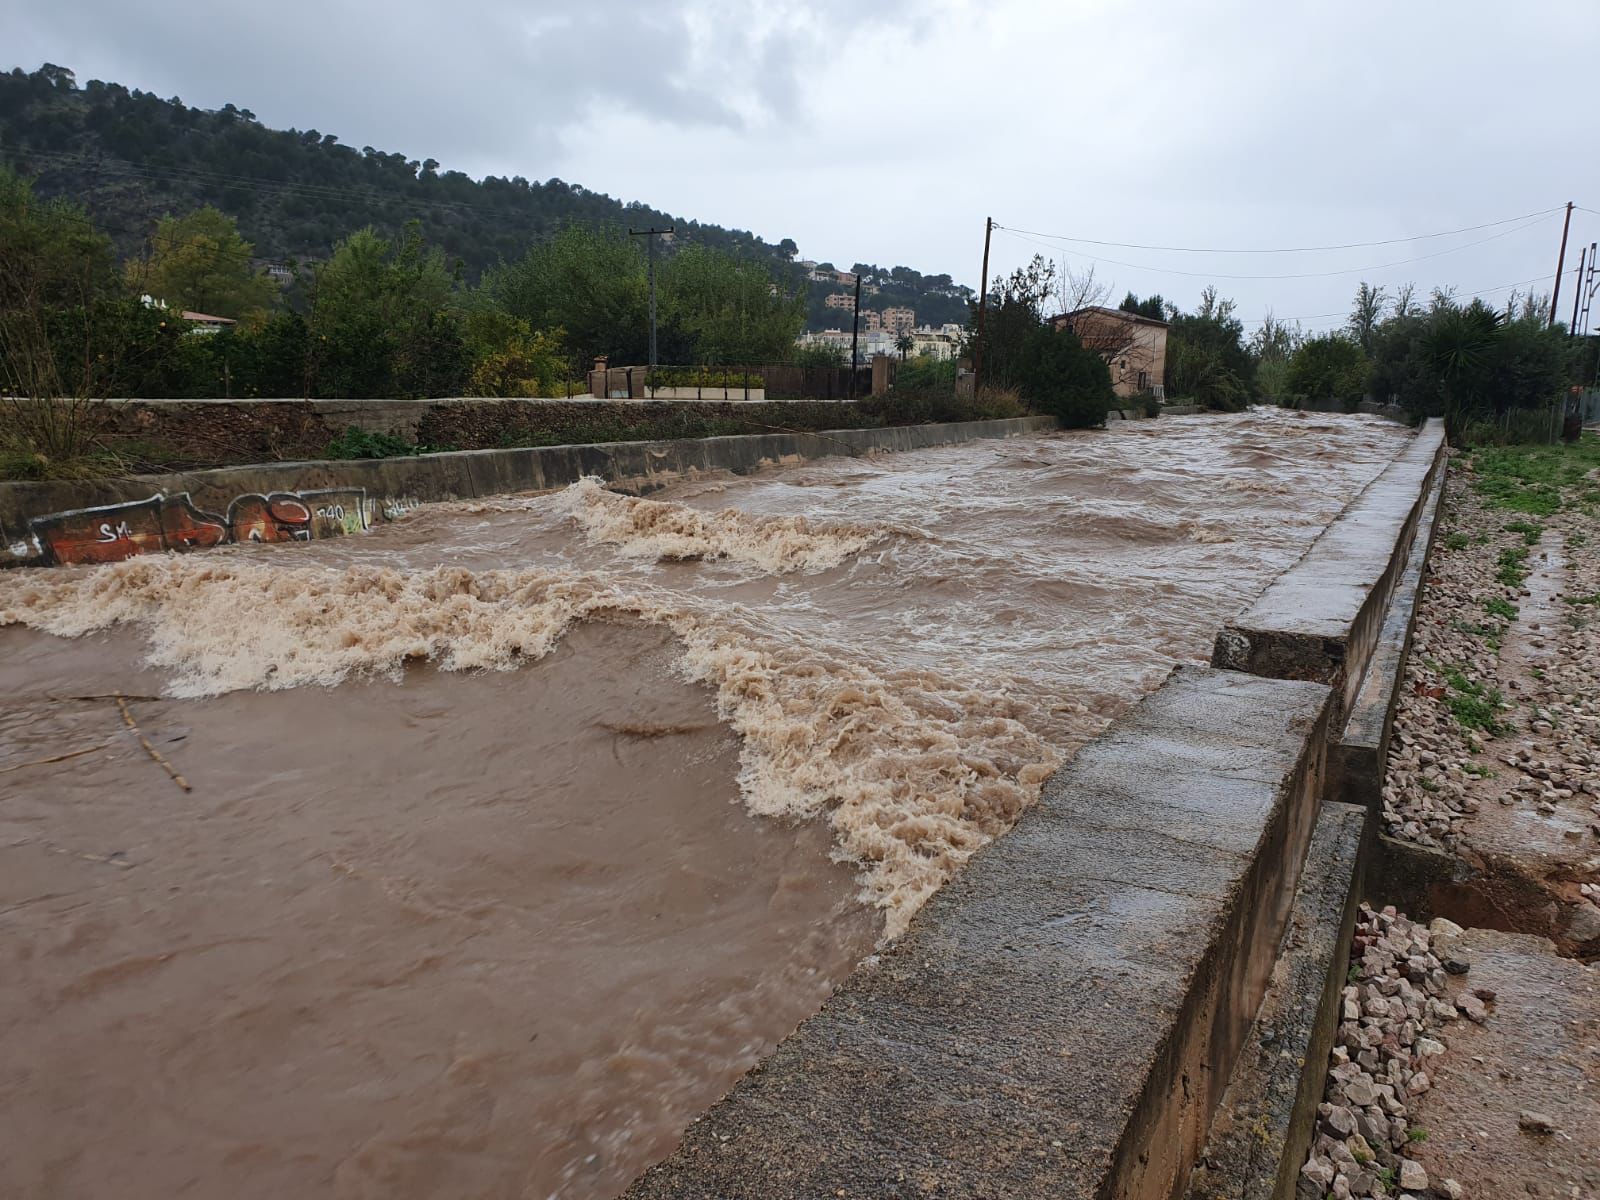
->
<box><xmin>1421</xmin><ymin>301</ymin><xmax>1501</xmax><ymax>441</ymax></box>
<box><xmin>895</xmin><ymin>333</ymin><xmax>913</xmax><ymax>360</ymax></box>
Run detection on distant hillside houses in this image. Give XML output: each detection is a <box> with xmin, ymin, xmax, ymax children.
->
<box><xmin>816</xmin><ymin>297</ymin><xmax>920</xmax><ymax>336</ymax></box>
<box><xmin>798</xmin><ymin>322</ymin><xmax>964</xmax><ymax>364</ymax></box>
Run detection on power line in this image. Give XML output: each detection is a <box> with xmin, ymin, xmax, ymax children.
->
<box><xmin>993</xmin><ymin>207</ymin><xmax>1565</xmax><ymax>255</ymax></box>
<box><xmin>995</xmin><ymin>214</ymin><xmax>1557</xmax><ymax>281</ymax></box>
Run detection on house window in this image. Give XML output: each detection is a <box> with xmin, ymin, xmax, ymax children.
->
<box><xmin>1137</xmin><ymin>370</ymin><xmax>1149</xmax><ymax>391</ymax></box>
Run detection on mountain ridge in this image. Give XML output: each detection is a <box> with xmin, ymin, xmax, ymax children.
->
<box><xmin>0</xmin><ymin>63</ymin><xmax>974</xmax><ymax>329</ymax></box>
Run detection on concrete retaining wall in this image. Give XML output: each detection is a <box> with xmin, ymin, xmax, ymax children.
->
<box><xmin>626</xmin><ymin>667</ymin><xmax>1334</xmax><ymax>1200</ymax></box>
<box><xmin>1295</xmin><ymin>397</ymin><xmax>1410</xmax><ymax>423</ymax></box>
<box><xmin>1212</xmin><ymin>419</ymin><xmax>1445</xmax><ymax>730</ymax></box>
<box><xmin>621</xmin><ymin>413</ymin><xmax>1449</xmax><ymax>1199</ymax></box>
<box><xmin>1331</xmin><ymin>465</ymin><xmax>1448</xmax><ymax>814</ymax></box>
<box><xmin>1185</xmin><ymin>801</ymin><xmax>1369</xmax><ymax>1200</ymax></box>
<box><xmin>1</xmin><ymin>415</ymin><xmax>1056</xmax><ymax>567</ymax></box>
<box><xmin>1183</xmin><ymin>418</ymin><xmax>1451</xmax><ymax>1198</ymax></box>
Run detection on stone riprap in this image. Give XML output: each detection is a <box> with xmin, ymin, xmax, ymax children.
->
<box><xmin>1298</xmin><ymin>906</ymin><xmax>1476</xmax><ymax>1200</ymax></box>
<box><xmin>1212</xmin><ymin>419</ymin><xmax>1445</xmax><ymax>731</ymax></box>
<box><xmin>626</xmin><ymin>666</ymin><xmax>1332</xmax><ymax>1200</ymax></box>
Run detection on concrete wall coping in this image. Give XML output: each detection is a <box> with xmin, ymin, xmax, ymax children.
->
<box><xmin>1231</xmin><ymin>420</ymin><xmax>1443</xmax><ymax>639</ymax></box>
<box><xmin>1342</xmin><ymin>463</ymin><xmax>1446</xmax><ymax>749</ymax></box>
<box><xmin>1211</xmin><ymin>419</ymin><xmax>1445</xmax><ymax>724</ymax></box>
<box><xmin>626</xmin><ymin>666</ymin><xmax>1333</xmax><ymax>1200</ymax></box>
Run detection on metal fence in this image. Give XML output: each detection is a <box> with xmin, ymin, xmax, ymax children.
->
<box><xmin>585</xmin><ymin>362</ymin><xmax>881</xmax><ymax>402</ymax></box>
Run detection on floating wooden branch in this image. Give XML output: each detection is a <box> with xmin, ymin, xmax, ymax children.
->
<box><xmin>113</xmin><ymin>694</ymin><xmax>191</xmax><ymax>792</ymax></box>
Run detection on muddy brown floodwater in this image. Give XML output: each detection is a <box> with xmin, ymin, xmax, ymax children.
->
<box><xmin>1</xmin><ymin>409</ymin><xmax>1408</xmax><ymax>1199</ymax></box>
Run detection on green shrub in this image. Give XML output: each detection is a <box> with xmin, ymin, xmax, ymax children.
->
<box><xmin>1011</xmin><ymin>325</ymin><xmax>1114</xmax><ymax>428</ymax></box>
<box><xmin>324</xmin><ymin>425</ymin><xmax>426</xmax><ymax>460</ymax></box>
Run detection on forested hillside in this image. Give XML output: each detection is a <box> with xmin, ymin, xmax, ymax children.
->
<box><xmin>0</xmin><ymin>63</ymin><xmax>972</xmax><ymax>328</ymax></box>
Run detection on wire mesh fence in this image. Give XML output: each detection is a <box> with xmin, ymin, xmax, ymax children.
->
<box><xmin>585</xmin><ymin>361</ymin><xmax>881</xmax><ymax>402</ymax></box>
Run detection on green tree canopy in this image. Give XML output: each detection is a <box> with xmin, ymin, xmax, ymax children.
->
<box><xmin>659</xmin><ymin>243</ymin><xmax>805</xmax><ymax>364</ymax></box>
<box><xmin>307</xmin><ymin>225</ymin><xmax>466</xmax><ymax>398</ymax></box>
<box><xmin>1119</xmin><ymin>292</ymin><xmax>1170</xmax><ymax>322</ymax></box>
<box><xmin>1164</xmin><ymin>287</ymin><xmax>1253</xmax><ymax>409</ymax></box>
<box><xmin>1012</xmin><ymin>325</ymin><xmax>1114</xmax><ymax>428</ymax></box>
<box><xmin>1286</xmin><ymin>334</ymin><xmax>1369</xmax><ymax>406</ymax></box>
<box><xmin>481</xmin><ymin>227</ymin><xmax>651</xmax><ymax>365</ymax></box>
<box><xmin>135</xmin><ymin>206</ymin><xmax>278</xmax><ymax>320</ymax></box>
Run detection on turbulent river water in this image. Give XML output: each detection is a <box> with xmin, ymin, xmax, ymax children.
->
<box><xmin>0</xmin><ymin>409</ymin><xmax>1408</xmax><ymax>1199</ymax></box>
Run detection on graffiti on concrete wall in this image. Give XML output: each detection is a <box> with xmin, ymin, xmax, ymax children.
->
<box><xmin>28</xmin><ymin>488</ymin><xmax>374</xmax><ymax>566</ymax></box>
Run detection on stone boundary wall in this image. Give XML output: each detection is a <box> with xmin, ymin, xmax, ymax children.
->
<box><xmin>0</xmin><ymin>415</ymin><xmax>1056</xmax><ymax>567</ymax></box>
<box><xmin>82</xmin><ymin>395</ymin><xmax>860</xmax><ymax>443</ymax></box>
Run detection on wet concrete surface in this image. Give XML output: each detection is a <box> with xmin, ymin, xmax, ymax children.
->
<box><xmin>1408</xmin><ymin>928</ymin><xmax>1600</xmax><ymax>1198</ymax></box>
<box><xmin>1214</xmin><ymin>420</ymin><xmax>1444</xmax><ymax>724</ymax></box>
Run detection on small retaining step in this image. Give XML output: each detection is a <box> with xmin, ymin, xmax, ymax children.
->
<box><xmin>1212</xmin><ymin>420</ymin><xmax>1444</xmax><ymax>730</ymax></box>
<box><xmin>626</xmin><ymin>666</ymin><xmax>1333</xmax><ymax>1200</ymax></box>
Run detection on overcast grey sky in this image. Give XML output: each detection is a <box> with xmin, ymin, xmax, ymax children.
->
<box><xmin>10</xmin><ymin>0</ymin><xmax>1600</xmax><ymax>331</ymax></box>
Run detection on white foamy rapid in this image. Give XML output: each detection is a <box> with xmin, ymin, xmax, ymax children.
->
<box><xmin>0</xmin><ymin>556</ymin><xmax>1054</xmax><ymax>938</ymax></box>
<box><xmin>0</xmin><ymin>411</ymin><xmax>1411</xmax><ymax>938</ymax></box>
<box><xmin>553</xmin><ymin>476</ymin><xmax>886</xmax><ymax>573</ymax></box>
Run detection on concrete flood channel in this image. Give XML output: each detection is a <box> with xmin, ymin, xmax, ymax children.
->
<box><xmin>0</xmin><ymin>409</ymin><xmax>1440</xmax><ymax>1199</ymax></box>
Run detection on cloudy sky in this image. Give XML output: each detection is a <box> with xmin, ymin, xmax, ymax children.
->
<box><xmin>11</xmin><ymin>0</ymin><xmax>1600</xmax><ymax>331</ymax></box>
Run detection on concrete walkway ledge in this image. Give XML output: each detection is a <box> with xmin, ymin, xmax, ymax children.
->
<box><xmin>1212</xmin><ymin>419</ymin><xmax>1445</xmax><ymax>729</ymax></box>
<box><xmin>625</xmin><ymin>666</ymin><xmax>1333</xmax><ymax>1200</ymax></box>
<box><xmin>1332</xmin><ymin>463</ymin><xmax>1447</xmax><ymax>814</ymax></box>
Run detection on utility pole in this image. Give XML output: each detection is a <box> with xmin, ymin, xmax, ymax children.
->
<box><xmin>973</xmin><ymin>217</ymin><xmax>993</xmax><ymax>391</ymax></box>
<box><xmin>848</xmin><ymin>270</ymin><xmax>862</xmax><ymax>397</ymax></box>
<box><xmin>1580</xmin><ymin>245</ymin><xmax>1598</xmax><ymax>339</ymax></box>
<box><xmin>629</xmin><ymin>226</ymin><xmax>674</xmax><ymax>368</ymax></box>
<box><xmin>1549</xmin><ymin>202</ymin><xmax>1574</xmax><ymax>329</ymax></box>
<box><xmin>1571</xmin><ymin>244</ymin><xmax>1589</xmax><ymax>336</ymax></box>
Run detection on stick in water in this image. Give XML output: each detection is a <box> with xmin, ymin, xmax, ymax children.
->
<box><xmin>113</xmin><ymin>694</ymin><xmax>191</xmax><ymax>792</ymax></box>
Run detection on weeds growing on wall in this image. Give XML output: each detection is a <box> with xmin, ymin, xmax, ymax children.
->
<box><xmin>323</xmin><ymin>426</ymin><xmax>453</xmax><ymax>460</ymax></box>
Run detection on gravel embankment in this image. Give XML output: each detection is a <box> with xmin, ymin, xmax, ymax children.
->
<box><xmin>1304</xmin><ymin>440</ymin><xmax>1600</xmax><ymax>1198</ymax></box>
<box><xmin>1300</xmin><ymin>905</ymin><xmax>1475</xmax><ymax>1199</ymax></box>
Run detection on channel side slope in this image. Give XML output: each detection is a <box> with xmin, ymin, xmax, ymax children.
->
<box><xmin>1212</xmin><ymin>419</ymin><xmax>1444</xmax><ymax>729</ymax></box>
<box><xmin>625</xmin><ymin>666</ymin><xmax>1333</xmax><ymax>1200</ymax></box>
